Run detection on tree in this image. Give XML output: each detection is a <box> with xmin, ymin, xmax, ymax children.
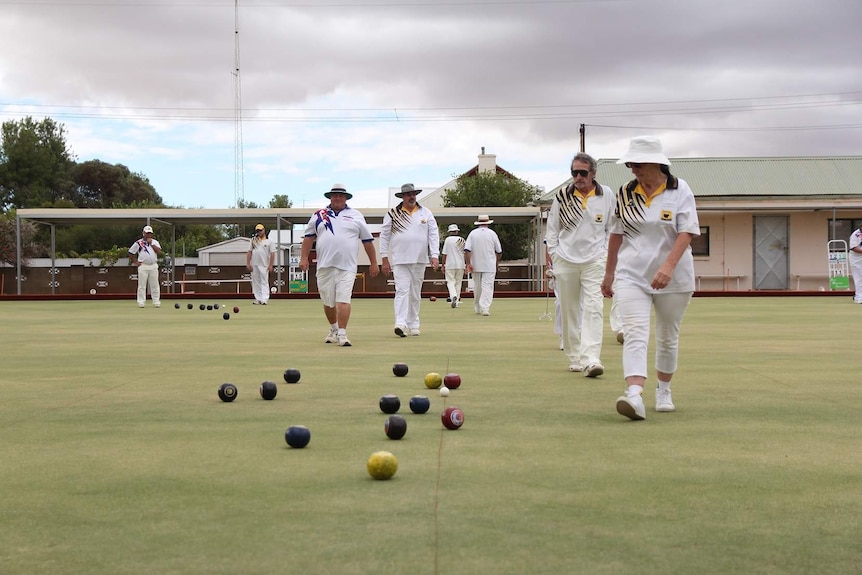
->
<box><xmin>0</xmin><ymin>116</ymin><xmax>75</xmax><ymax>212</ymax></box>
<box><xmin>443</xmin><ymin>171</ymin><xmax>541</xmax><ymax>260</ymax></box>
<box><xmin>70</xmin><ymin>160</ymin><xmax>162</xmax><ymax>208</ymax></box>
<box><xmin>269</xmin><ymin>194</ymin><xmax>293</xmax><ymax>209</ymax></box>
<box><xmin>0</xmin><ymin>211</ymin><xmax>42</xmax><ymax>267</ymax></box>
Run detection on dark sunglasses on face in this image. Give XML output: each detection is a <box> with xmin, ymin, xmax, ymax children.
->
<box><xmin>625</xmin><ymin>162</ymin><xmax>643</xmax><ymax>168</ymax></box>
<box><xmin>570</xmin><ymin>169</ymin><xmax>590</xmax><ymax>177</ymax></box>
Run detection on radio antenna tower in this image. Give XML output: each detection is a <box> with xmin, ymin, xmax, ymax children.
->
<box><xmin>233</xmin><ymin>0</ymin><xmax>245</xmax><ymax>207</ymax></box>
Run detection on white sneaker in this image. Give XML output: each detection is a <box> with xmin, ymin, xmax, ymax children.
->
<box><xmin>394</xmin><ymin>325</ymin><xmax>406</xmax><ymax>338</ymax></box>
<box><xmin>481</xmin><ymin>310</ymin><xmax>490</xmax><ymax>316</ymax></box>
<box><xmin>569</xmin><ymin>363</ymin><xmax>582</xmax><ymax>372</ymax></box>
<box><xmin>325</xmin><ymin>329</ymin><xmax>338</xmax><ymax>344</ymax></box>
<box><xmin>409</xmin><ymin>328</ymin><xmax>421</xmax><ymax>336</ymax></box>
<box><xmin>616</xmin><ymin>393</ymin><xmax>646</xmax><ymax>421</ymax></box>
<box><xmin>584</xmin><ymin>363</ymin><xmax>604</xmax><ymax>378</ymax></box>
<box><xmin>655</xmin><ymin>387</ymin><xmax>676</xmax><ymax>412</ymax></box>
<box><xmin>337</xmin><ymin>334</ymin><xmax>352</xmax><ymax>347</ymax></box>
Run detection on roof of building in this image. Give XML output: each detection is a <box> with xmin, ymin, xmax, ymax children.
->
<box><xmin>539</xmin><ymin>156</ymin><xmax>862</xmax><ymax>205</ymax></box>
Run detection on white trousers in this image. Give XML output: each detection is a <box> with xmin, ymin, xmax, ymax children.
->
<box><xmin>136</xmin><ymin>263</ymin><xmax>160</xmax><ymax>306</ymax></box>
<box><xmin>472</xmin><ymin>271</ymin><xmax>496</xmax><ymax>313</ymax></box>
<box><xmin>851</xmin><ymin>256</ymin><xmax>862</xmax><ymax>303</ymax></box>
<box><xmin>392</xmin><ymin>263</ymin><xmax>426</xmax><ymax>329</ymax></box>
<box><xmin>615</xmin><ymin>284</ymin><xmax>692</xmax><ymax>379</ymax></box>
<box><xmin>444</xmin><ymin>267</ymin><xmax>465</xmax><ymax>301</ymax></box>
<box><xmin>251</xmin><ymin>265</ymin><xmax>270</xmax><ymax>303</ymax></box>
<box><xmin>553</xmin><ymin>257</ymin><xmax>605</xmax><ymax>367</ymax></box>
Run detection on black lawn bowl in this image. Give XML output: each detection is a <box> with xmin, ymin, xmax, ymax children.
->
<box><xmin>206</xmin><ymin>305</ymin><xmax>213</xmax><ymax>311</ymax></box>
<box><xmin>384</xmin><ymin>415</ymin><xmax>407</xmax><ymax>440</ymax></box>
<box><xmin>214</xmin><ymin>303</ymin><xmax>220</xmax><ymax>310</ymax></box>
<box><xmin>285</xmin><ymin>425</ymin><xmax>311</xmax><ymax>448</ymax></box>
<box><xmin>188</xmin><ymin>303</ymin><xmax>194</xmax><ymax>310</ymax></box>
<box><xmin>409</xmin><ymin>395</ymin><xmax>431</xmax><ymax>414</ymax></box>
<box><xmin>392</xmin><ymin>363</ymin><xmax>409</xmax><ymax>377</ymax></box>
<box><xmin>283</xmin><ymin>368</ymin><xmax>301</xmax><ymax>384</ymax></box>
<box><xmin>223</xmin><ymin>312</ymin><xmax>230</xmax><ymax>320</ymax></box>
<box><xmin>259</xmin><ymin>381</ymin><xmax>278</xmax><ymax>400</ymax></box>
<box><xmin>218</xmin><ymin>383</ymin><xmax>238</xmax><ymax>402</ymax></box>
<box><xmin>379</xmin><ymin>394</ymin><xmax>401</xmax><ymax>414</ymax></box>
<box><xmin>199</xmin><ymin>304</ymin><xmax>206</xmax><ymax>311</ymax></box>
<box><xmin>174</xmin><ymin>303</ymin><xmax>180</xmax><ymax>309</ymax></box>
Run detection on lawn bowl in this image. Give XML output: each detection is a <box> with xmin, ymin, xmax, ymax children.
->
<box><xmin>174</xmin><ymin>303</ymin><xmax>180</xmax><ymax>309</ymax></box>
<box><xmin>392</xmin><ymin>363</ymin><xmax>409</xmax><ymax>377</ymax></box>
<box><xmin>285</xmin><ymin>425</ymin><xmax>311</xmax><ymax>448</ymax></box>
<box><xmin>259</xmin><ymin>381</ymin><xmax>278</xmax><ymax>400</ymax></box>
<box><xmin>367</xmin><ymin>451</ymin><xmax>398</xmax><ymax>480</ymax></box>
<box><xmin>187</xmin><ymin>303</ymin><xmax>194</xmax><ymax>310</ymax></box>
<box><xmin>443</xmin><ymin>373</ymin><xmax>462</xmax><ymax>389</ymax></box>
<box><xmin>429</xmin><ymin>296</ymin><xmax>437</xmax><ymax>302</ymax></box>
<box><xmin>424</xmin><ymin>372</ymin><xmax>443</xmax><ymax>389</ymax></box>
<box><xmin>379</xmin><ymin>394</ymin><xmax>401</xmax><ymax>414</ymax></box>
<box><xmin>441</xmin><ymin>406</ymin><xmax>464</xmax><ymax>430</ymax></box>
<box><xmin>409</xmin><ymin>395</ymin><xmax>430</xmax><ymax>414</ymax></box>
<box><xmin>214</xmin><ymin>303</ymin><xmax>220</xmax><ymax>310</ymax></box>
<box><xmin>218</xmin><ymin>383</ymin><xmax>238</xmax><ymax>402</ymax></box>
<box><xmin>222</xmin><ymin>312</ymin><xmax>230</xmax><ymax>320</ymax></box>
<box><xmin>384</xmin><ymin>415</ymin><xmax>407</xmax><ymax>440</ymax></box>
<box><xmin>199</xmin><ymin>304</ymin><xmax>206</xmax><ymax>311</ymax></box>
<box><xmin>283</xmin><ymin>368</ymin><xmax>301</xmax><ymax>384</ymax></box>
<box><xmin>206</xmin><ymin>305</ymin><xmax>213</xmax><ymax>311</ymax></box>
<box><xmin>233</xmin><ymin>306</ymin><xmax>240</xmax><ymax>313</ymax></box>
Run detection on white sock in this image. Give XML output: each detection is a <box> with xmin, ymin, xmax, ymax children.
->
<box><xmin>330</xmin><ymin>323</ymin><xmax>338</xmax><ymax>331</ymax></box>
<box><xmin>627</xmin><ymin>384</ymin><xmax>644</xmax><ymax>397</ymax></box>
<box><xmin>657</xmin><ymin>379</ymin><xmax>671</xmax><ymax>392</ymax></box>
<box><xmin>338</xmin><ymin>328</ymin><xmax>346</xmax><ymax>336</ymax></box>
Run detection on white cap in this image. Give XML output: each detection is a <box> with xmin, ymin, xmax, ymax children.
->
<box><xmin>143</xmin><ymin>225</ymin><xmax>154</xmax><ymax>233</ymax></box>
<box><xmin>447</xmin><ymin>224</ymin><xmax>460</xmax><ymax>232</ymax></box>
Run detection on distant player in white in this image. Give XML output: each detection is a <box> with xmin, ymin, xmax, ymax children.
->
<box><xmin>602</xmin><ymin>136</ymin><xmax>700</xmax><ymax>421</ymax></box>
<box><xmin>247</xmin><ymin>223</ymin><xmax>276</xmax><ymax>305</ymax></box>
<box><xmin>545</xmin><ymin>152</ymin><xmax>616</xmax><ymax>377</ymax></box>
<box><xmin>379</xmin><ymin>183</ymin><xmax>440</xmax><ymax>337</ymax></box>
<box><xmin>849</xmin><ymin>223</ymin><xmax>862</xmax><ymax>303</ymax></box>
<box><xmin>464</xmin><ymin>215</ymin><xmax>502</xmax><ymax>316</ymax></box>
<box><xmin>128</xmin><ymin>225</ymin><xmax>162</xmax><ymax>308</ymax></box>
<box><xmin>440</xmin><ymin>223</ymin><xmax>466</xmax><ymax>308</ymax></box>
<box><xmin>300</xmin><ymin>184</ymin><xmax>379</xmax><ymax>347</ymax></box>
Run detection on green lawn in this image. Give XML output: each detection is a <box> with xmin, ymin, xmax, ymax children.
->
<box><xmin>1</xmin><ymin>296</ymin><xmax>859</xmax><ymax>575</ymax></box>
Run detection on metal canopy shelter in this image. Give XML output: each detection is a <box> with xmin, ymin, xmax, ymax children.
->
<box><xmin>15</xmin><ymin>206</ymin><xmax>544</xmax><ymax>295</ymax></box>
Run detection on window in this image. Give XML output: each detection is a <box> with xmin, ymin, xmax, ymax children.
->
<box><xmin>690</xmin><ymin>226</ymin><xmax>709</xmax><ymax>256</ymax></box>
<box><xmin>828</xmin><ymin>219</ymin><xmax>862</xmax><ymax>242</ymax></box>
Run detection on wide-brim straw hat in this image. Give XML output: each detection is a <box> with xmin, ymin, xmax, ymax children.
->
<box><xmin>474</xmin><ymin>215</ymin><xmax>494</xmax><ymax>225</ymax></box>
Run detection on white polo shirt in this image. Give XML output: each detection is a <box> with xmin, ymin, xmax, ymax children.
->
<box><xmin>850</xmin><ymin>228</ymin><xmax>862</xmax><ymax>263</ymax></box>
<box><xmin>248</xmin><ymin>236</ymin><xmax>275</xmax><ymax>267</ymax></box>
<box><xmin>545</xmin><ymin>183</ymin><xmax>616</xmax><ymax>264</ymax></box>
<box><xmin>304</xmin><ymin>205</ymin><xmax>374</xmax><ymax>272</ymax></box>
<box><xmin>464</xmin><ymin>226</ymin><xmax>502</xmax><ymax>272</ymax></box>
<box><xmin>441</xmin><ymin>235</ymin><xmax>466</xmax><ymax>269</ymax></box>
<box><xmin>128</xmin><ymin>238</ymin><xmax>160</xmax><ymax>265</ymax></box>
<box><xmin>379</xmin><ymin>204</ymin><xmax>440</xmax><ymax>265</ymax></box>
<box><xmin>609</xmin><ymin>176</ymin><xmax>700</xmax><ymax>293</ymax></box>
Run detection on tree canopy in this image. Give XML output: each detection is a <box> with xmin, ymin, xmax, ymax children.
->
<box><xmin>443</xmin><ymin>171</ymin><xmax>541</xmax><ymax>260</ymax></box>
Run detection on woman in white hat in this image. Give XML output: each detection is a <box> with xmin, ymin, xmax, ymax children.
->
<box><xmin>440</xmin><ymin>223</ymin><xmax>466</xmax><ymax>307</ymax></box>
<box><xmin>601</xmin><ymin>136</ymin><xmax>700</xmax><ymax>421</ymax></box>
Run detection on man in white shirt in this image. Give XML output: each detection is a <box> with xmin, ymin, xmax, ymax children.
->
<box><xmin>850</xmin><ymin>223</ymin><xmax>862</xmax><ymax>303</ymax></box>
<box><xmin>301</xmin><ymin>184</ymin><xmax>379</xmax><ymax>347</ymax></box>
<box><xmin>379</xmin><ymin>183</ymin><xmax>440</xmax><ymax>337</ymax></box>
<box><xmin>440</xmin><ymin>224</ymin><xmax>466</xmax><ymax>308</ymax></box>
<box><xmin>544</xmin><ymin>152</ymin><xmax>616</xmax><ymax>377</ymax></box>
<box><xmin>464</xmin><ymin>215</ymin><xmax>502</xmax><ymax>316</ymax></box>
<box><xmin>247</xmin><ymin>223</ymin><xmax>276</xmax><ymax>305</ymax></box>
<box><xmin>128</xmin><ymin>225</ymin><xmax>162</xmax><ymax>308</ymax></box>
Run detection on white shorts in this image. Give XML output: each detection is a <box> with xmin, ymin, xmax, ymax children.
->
<box><xmin>317</xmin><ymin>267</ymin><xmax>356</xmax><ymax>307</ymax></box>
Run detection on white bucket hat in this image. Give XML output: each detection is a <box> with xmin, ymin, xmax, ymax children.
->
<box><xmin>616</xmin><ymin>135</ymin><xmax>671</xmax><ymax>166</ymax></box>
<box><xmin>474</xmin><ymin>215</ymin><xmax>494</xmax><ymax>225</ymax></box>
<box><xmin>142</xmin><ymin>225</ymin><xmax>154</xmax><ymax>233</ymax></box>
<box><xmin>447</xmin><ymin>224</ymin><xmax>460</xmax><ymax>233</ymax></box>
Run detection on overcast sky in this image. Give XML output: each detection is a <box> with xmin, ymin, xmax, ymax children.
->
<box><xmin>1</xmin><ymin>0</ymin><xmax>860</xmax><ymax>209</ymax></box>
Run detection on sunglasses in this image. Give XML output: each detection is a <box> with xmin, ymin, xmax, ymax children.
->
<box><xmin>625</xmin><ymin>162</ymin><xmax>643</xmax><ymax>168</ymax></box>
<box><xmin>570</xmin><ymin>169</ymin><xmax>590</xmax><ymax>178</ymax></box>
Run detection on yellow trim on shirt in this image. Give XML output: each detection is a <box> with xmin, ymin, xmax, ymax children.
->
<box><xmin>634</xmin><ymin>182</ymin><xmax>667</xmax><ymax>208</ymax></box>
<box><xmin>575</xmin><ymin>187</ymin><xmax>596</xmax><ymax>210</ymax></box>
<box><xmin>400</xmin><ymin>204</ymin><xmax>419</xmax><ymax>214</ymax></box>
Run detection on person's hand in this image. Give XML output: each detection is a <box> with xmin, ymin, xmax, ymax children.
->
<box><xmin>299</xmin><ymin>259</ymin><xmax>309</xmax><ymax>272</ymax></box>
<box><xmin>382</xmin><ymin>261</ymin><xmax>391</xmax><ymax>276</ymax></box>
<box><xmin>246</xmin><ymin>263</ymin><xmax>252</xmax><ymax>271</ymax></box>
<box><xmin>601</xmin><ymin>274</ymin><xmax>614</xmax><ymax>298</ymax></box>
<box><xmin>651</xmin><ymin>263</ymin><xmax>674</xmax><ymax>290</ymax></box>
<box><xmin>369</xmin><ymin>264</ymin><xmax>380</xmax><ymax>278</ymax></box>
<box><xmin>430</xmin><ymin>257</ymin><xmax>440</xmax><ymax>271</ymax></box>
<box><xmin>465</xmin><ymin>264</ymin><xmax>473</xmax><ymax>274</ymax></box>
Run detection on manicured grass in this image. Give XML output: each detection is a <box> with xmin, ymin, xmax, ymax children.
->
<box><xmin>0</xmin><ymin>296</ymin><xmax>859</xmax><ymax>575</ymax></box>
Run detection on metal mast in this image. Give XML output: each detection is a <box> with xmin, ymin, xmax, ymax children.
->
<box><xmin>233</xmin><ymin>0</ymin><xmax>244</xmax><ymax>207</ymax></box>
